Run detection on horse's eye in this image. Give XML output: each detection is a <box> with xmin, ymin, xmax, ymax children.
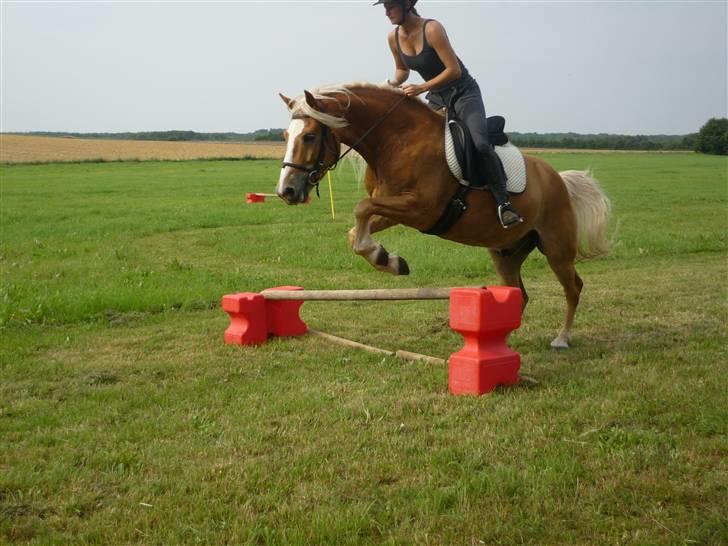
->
<box><xmin>303</xmin><ymin>133</ymin><xmax>317</xmax><ymax>143</ymax></box>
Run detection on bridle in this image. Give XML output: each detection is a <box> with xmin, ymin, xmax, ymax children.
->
<box><xmin>281</xmin><ymin>94</ymin><xmax>408</xmax><ymax>197</ymax></box>
<box><xmin>281</xmin><ymin>121</ymin><xmax>341</xmax><ymax>197</ymax></box>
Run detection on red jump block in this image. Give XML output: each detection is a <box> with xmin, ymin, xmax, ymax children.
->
<box><xmin>246</xmin><ymin>193</ymin><xmax>267</xmax><ymax>203</ymax></box>
<box><xmin>222</xmin><ymin>286</ymin><xmax>307</xmax><ymax>345</ymax></box>
<box><xmin>246</xmin><ymin>193</ymin><xmax>311</xmax><ymax>204</ymax></box>
<box><xmin>448</xmin><ymin>287</ymin><xmax>522</xmax><ymax>395</ymax></box>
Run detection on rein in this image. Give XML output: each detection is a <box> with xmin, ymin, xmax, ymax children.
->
<box><xmin>282</xmin><ymin>94</ymin><xmax>408</xmax><ymax>197</ymax></box>
<box><xmin>336</xmin><ymin>94</ymin><xmax>408</xmax><ymax>164</ymax></box>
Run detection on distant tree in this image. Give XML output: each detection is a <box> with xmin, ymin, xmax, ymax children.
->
<box><xmin>695</xmin><ymin>118</ymin><xmax>728</xmax><ymax>155</ymax></box>
<box><xmin>681</xmin><ymin>133</ymin><xmax>697</xmax><ymax>150</ymax></box>
<box><xmin>254</xmin><ymin>129</ymin><xmax>285</xmax><ymax>141</ymax></box>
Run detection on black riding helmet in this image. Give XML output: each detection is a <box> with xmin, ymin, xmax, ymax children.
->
<box><xmin>372</xmin><ymin>0</ymin><xmax>418</xmax><ymax>4</ymax></box>
<box><xmin>373</xmin><ymin>0</ymin><xmax>418</xmax><ymax>25</ymax></box>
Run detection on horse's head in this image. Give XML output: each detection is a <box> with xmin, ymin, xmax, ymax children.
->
<box><xmin>276</xmin><ymin>91</ymin><xmax>342</xmax><ymax>205</ymax></box>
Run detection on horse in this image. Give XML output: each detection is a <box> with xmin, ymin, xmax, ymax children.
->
<box><xmin>275</xmin><ymin>82</ymin><xmax>611</xmax><ymax>348</ymax></box>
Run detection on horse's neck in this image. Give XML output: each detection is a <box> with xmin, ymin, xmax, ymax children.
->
<box><xmin>335</xmin><ymin>91</ymin><xmax>437</xmax><ymax>177</ymax></box>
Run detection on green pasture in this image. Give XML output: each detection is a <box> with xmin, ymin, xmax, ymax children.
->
<box><xmin>1</xmin><ymin>153</ymin><xmax>726</xmax><ymax>544</ymax></box>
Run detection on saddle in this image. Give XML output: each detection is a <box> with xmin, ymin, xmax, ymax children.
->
<box><xmin>444</xmin><ymin>112</ymin><xmax>527</xmax><ymax>194</ymax></box>
<box><xmin>423</xmin><ymin>111</ymin><xmax>527</xmax><ymax>236</ymax></box>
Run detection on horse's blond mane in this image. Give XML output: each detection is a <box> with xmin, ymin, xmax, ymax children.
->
<box><xmin>287</xmin><ymin>81</ymin><xmax>406</xmax><ymax>129</ymax></box>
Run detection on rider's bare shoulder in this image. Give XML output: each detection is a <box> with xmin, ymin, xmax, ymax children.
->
<box><xmin>425</xmin><ymin>19</ymin><xmax>448</xmax><ymax>39</ymax></box>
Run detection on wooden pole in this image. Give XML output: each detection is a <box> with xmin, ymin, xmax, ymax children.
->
<box><xmin>308</xmin><ymin>329</ymin><xmax>394</xmax><ymax>357</ymax></box>
<box><xmin>261</xmin><ymin>287</ymin><xmax>471</xmax><ymax>301</ymax></box>
<box><xmin>308</xmin><ymin>329</ymin><xmax>446</xmax><ymax>365</ymax></box>
<box><xmin>395</xmin><ymin>350</ymin><xmax>446</xmax><ymax>366</ymax></box>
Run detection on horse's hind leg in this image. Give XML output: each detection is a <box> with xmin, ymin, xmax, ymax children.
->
<box><xmin>539</xmin><ymin>238</ymin><xmax>583</xmax><ymax>349</ymax></box>
<box><xmin>488</xmin><ymin>232</ymin><xmax>538</xmax><ymax>311</ymax></box>
<box><xmin>547</xmin><ymin>258</ymin><xmax>583</xmax><ymax>348</ymax></box>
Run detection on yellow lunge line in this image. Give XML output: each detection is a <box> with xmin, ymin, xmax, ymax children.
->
<box><xmin>327</xmin><ymin>171</ymin><xmax>336</xmax><ymax>220</ymax></box>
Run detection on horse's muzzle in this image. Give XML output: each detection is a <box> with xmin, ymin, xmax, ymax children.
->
<box><xmin>277</xmin><ymin>166</ymin><xmax>312</xmax><ymax>204</ymax></box>
<box><xmin>278</xmin><ymin>185</ymin><xmax>307</xmax><ymax>205</ymax></box>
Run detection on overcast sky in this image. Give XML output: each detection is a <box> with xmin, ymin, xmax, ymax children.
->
<box><xmin>1</xmin><ymin>0</ymin><xmax>726</xmax><ymax>135</ymax></box>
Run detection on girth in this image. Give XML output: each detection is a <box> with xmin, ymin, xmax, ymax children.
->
<box><xmin>421</xmin><ymin>184</ymin><xmax>471</xmax><ymax>236</ymax></box>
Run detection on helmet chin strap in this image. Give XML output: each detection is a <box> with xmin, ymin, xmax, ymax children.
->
<box><xmin>397</xmin><ymin>0</ymin><xmax>410</xmax><ymax>25</ymax></box>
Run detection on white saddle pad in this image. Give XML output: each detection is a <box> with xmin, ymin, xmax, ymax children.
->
<box><xmin>444</xmin><ymin>118</ymin><xmax>527</xmax><ymax>194</ymax></box>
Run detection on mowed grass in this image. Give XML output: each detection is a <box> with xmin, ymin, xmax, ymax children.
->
<box><xmin>1</xmin><ymin>153</ymin><xmax>726</xmax><ymax>544</ymax></box>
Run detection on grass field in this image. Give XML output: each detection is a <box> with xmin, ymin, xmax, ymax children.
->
<box><xmin>1</xmin><ymin>151</ymin><xmax>727</xmax><ymax>544</ymax></box>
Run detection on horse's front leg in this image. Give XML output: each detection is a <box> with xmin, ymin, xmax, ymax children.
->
<box><xmin>348</xmin><ymin>214</ymin><xmax>397</xmax><ymax>249</ymax></box>
<box><xmin>350</xmin><ymin>194</ymin><xmax>424</xmax><ymax>275</ymax></box>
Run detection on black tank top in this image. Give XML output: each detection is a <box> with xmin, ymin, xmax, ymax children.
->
<box><xmin>395</xmin><ymin>19</ymin><xmax>474</xmax><ymax>93</ymax></box>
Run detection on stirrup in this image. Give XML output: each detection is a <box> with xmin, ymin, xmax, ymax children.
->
<box><xmin>497</xmin><ymin>203</ymin><xmax>524</xmax><ymax>229</ymax></box>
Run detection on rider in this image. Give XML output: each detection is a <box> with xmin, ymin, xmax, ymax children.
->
<box><xmin>375</xmin><ymin>0</ymin><xmax>523</xmax><ymax>229</ymax></box>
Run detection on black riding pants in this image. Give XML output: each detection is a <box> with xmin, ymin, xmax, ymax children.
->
<box><xmin>428</xmin><ymin>83</ymin><xmax>508</xmax><ymax>198</ymax></box>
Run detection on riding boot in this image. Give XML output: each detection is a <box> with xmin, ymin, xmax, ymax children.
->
<box><xmin>480</xmin><ymin>148</ymin><xmax>524</xmax><ymax>229</ymax></box>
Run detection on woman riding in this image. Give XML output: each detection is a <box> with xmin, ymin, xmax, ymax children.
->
<box><xmin>375</xmin><ymin>0</ymin><xmax>523</xmax><ymax>228</ymax></box>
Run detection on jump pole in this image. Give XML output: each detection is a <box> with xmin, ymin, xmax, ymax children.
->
<box><xmin>222</xmin><ymin>285</ymin><xmax>523</xmax><ymax>395</ymax></box>
<box><xmin>260</xmin><ymin>287</ymin><xmax>457</xmax><ymax>301</ymax></box>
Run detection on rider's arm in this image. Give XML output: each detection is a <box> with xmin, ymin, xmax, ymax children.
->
<box><xmin>420</xmin><ymin>20</ymin><xmax>462</xmax><ymax>91</ymax></box>
<box><xmin>387</xmin><ymin>30</ymin><xmax>410</xmax><ymax>86</ymax></box>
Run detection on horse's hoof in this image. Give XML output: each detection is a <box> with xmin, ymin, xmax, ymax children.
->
<box><xmin>397</xmin><ymin>256</ymin><xmax>410</xmax><ymax>275</ymax></box>
<box><xmin>378</xmin><ymin>255</ymin><xmax>409</xmax><ymax>276</ymax></box>
<box><xmin>374</xmin><ymin>247</ymin><xmax>390</xmax><ymax>267</ymax></box>
<box><xmin>550</xmin><ymin>337</ymin><xmax>570</xmax><ymax>349</ymax></box>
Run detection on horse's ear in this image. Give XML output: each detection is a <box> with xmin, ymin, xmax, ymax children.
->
<box><xmin>279</xmin><ymin>93</ymin><xmax>294</xmax><ymax>109</ymax></box>
<box><xmin>304</xmin><ymin>90</ymin><xmax>321</xmax><ymax>112</ymax></box>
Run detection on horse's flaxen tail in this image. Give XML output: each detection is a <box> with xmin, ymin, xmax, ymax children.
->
<box><xmin>559</xmin><ymin>169</ymin><xmax>612</xmax><ymax>259</ymax></box>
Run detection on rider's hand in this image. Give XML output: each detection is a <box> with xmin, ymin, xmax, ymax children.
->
<box><xmin>401</xmin><ymin>83</ymin><xmax>426</xmax><ymax>97</ymax></box>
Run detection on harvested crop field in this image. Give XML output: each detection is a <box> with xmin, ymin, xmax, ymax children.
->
<box><xmin>0</xmin><ymin>134</ymin><xmax>285</xmax><ymax>164</ymax></box>
<box><xmin>1</xmin><ymin>135</ymin><xmax>668</xmax><ymax>165</ymax></box>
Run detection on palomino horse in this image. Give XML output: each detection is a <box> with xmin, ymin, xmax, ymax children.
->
<box><xmin>276</xmin><ymin>83</ymin><xmax>611</xmax><ymax>348</ymax></box>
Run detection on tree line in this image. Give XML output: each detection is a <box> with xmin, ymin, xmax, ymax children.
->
<box><xmin>10</xmin><ymin>118</ymin><xmax>726</xmax><ymax>154</ymax></box>
<box><xmin>509</xmin><ymin>119</ymin><xmax>725</xmax><ymax>154</ymax></box>
<box><xmin>15</xmin><ymin>129</ymin><xmax>285</xmax><ymax>142</ymax></box>
<box><xmin>508</xmin><ymin>132</ymin><xmax>693</xmax><ymax>151</ymax></box>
